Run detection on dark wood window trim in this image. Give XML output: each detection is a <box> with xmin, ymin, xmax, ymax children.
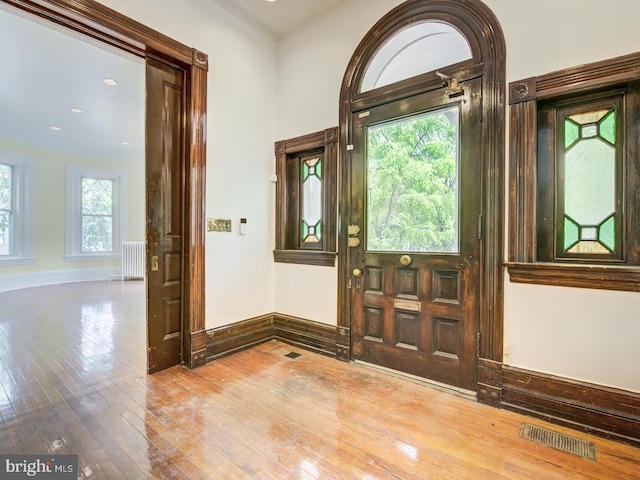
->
<box><xmin>508</xmin><ymin>51</ymin><xmax>640</xmax><ymax>292</ymax></box>
<box><xmin>274</xmin><ymin>127</ymin><xmax>338</xmax><ymax>267</ymax></box>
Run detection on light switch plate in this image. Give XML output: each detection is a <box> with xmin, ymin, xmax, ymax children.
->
<box><xmin>207</xmin><ymin>218</ymin><xmax>232</xmax><ymax>232</ymax></box>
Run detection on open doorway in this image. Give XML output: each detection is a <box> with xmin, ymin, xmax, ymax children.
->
<box><xmin>0</xmin><ymin>3</ymin><xmax>147</xmax><ymax>371</ymax></box>
<box><xmin>0</xmin><ymin>0</ymin><xmax>207</xmax><ymax>372</ymax></box>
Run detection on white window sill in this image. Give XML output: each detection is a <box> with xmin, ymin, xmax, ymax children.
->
<box><xmin>65</xmin><ymin>254</ymin><xmax>120</xmax><ymax>262</ymax></box>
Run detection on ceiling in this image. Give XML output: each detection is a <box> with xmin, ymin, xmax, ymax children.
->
<box><xmin>0</xmin><ymin>0</ymin><xmax>344</xmax><ymax>163</ymax></box>
<box><xmin>0</xmin><ymin>5</ymin><xmax>145</xmax><ymax>163</ymax></box>
<box><xmin>213</xmin><ymin>0</ymin><xmax>346</xmax><ymax>38</ymax></box>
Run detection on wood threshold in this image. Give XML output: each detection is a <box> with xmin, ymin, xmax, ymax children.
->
<box><xmin>354</xmin><ymin>360</ymin><xmax>477</xmax><ymax>401</ymax></box>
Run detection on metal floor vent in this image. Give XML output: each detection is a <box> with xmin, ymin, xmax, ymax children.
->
<box><xmin>520</xmin><ymin>423</ymin><xmax>597</xmax><ymax>462</ymax></box>
<box><xmin>284</xmin><ymin>351</ymin><xmax>302</xmax><ymax>359</ymax></box>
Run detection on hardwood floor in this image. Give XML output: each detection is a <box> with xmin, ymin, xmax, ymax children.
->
<box><xmin>0</xmin><ymin>282</ymin><xmax>638</xmax><ymax>479</ymax></box>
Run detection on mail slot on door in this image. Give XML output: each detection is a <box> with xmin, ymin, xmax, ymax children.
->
<box><xmin>394</xmin><ymin>298</ymin><xmax>421</xmax><ymax>312</ymax></box>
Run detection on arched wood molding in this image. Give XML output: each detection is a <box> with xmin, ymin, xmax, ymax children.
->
<box><xmin>337</xmin><ymin>0</ymin><xmax>506</xmax><ymax>405</ymax></box>
<box><xmin>3</xmin><ymin>0</ymin><xmax>208</xmax><ymax>369</ymax></box>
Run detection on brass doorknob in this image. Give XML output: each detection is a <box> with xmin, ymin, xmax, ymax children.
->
<box><xmin>352</xmin><ymin>268</ymin><xmax>363</xmax><ymax>277</ymax></box>
<box><xmin>399</xmin><ymin>255</ymin><xmax>412</xmax><ymax>267</ymax></box>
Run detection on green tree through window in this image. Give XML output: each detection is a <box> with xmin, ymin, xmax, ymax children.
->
<box><xmin>367</xmin><ymin>106</ymin><xmax>459</xmax><ymax>252</ymax></box>
<box><xmin>0</xmin><ymin>163</ymin><xmax>12</xmax><ymax>254</ymax></box>
<box><xmin>81</xmin><ymin>177</ymin><xmax>114</xmax><ymax>252</ymax></box>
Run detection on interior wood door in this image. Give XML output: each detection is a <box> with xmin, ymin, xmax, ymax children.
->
<box><xmin>350</xmin><ymin>79</ymin><xmax>482</xmax><ymax>390</ymax></box>
<box><xmin>146</xmin><ymin>58</ymin><xmax>185</xmax><ymax>373</ymax></box>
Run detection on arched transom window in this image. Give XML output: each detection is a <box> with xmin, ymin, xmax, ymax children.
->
<box><xmin>360</xmin><ymin>21</ymin><xmax>472</xmax><ymax>93</ymax></box>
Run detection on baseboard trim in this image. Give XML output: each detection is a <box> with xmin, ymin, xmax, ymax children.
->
<box><xmin>205</xmin><ymin>313</ymin><xmax>337</xmax><ymax>362</ymax></box>
<box><xmin>273</xmin><ymin>313</ymin><xmax>336</xmax><ymax>357</ymax></box>
<box><xmin>477</xmin><ymin>358</ymin><xmax>502</xmax><ymax>408</ymax></box>
<box><xmin>206</xmin><ymin>314</ymin><xmax>273</xmax><ymax>361</ymax></box>
<box><xmin>188</xmin><ymin>330</ymin><xmax>207</xmax><ymax>369</ymax></box>
<box><xmin>502</xmin><ymin>366</ymin><xmax>640</xmax><ymax>447</ymax></box>
<box><xmin>0</xmin><ymin>268</ymin><xmax>120</xmax><ymax>292</ymax></box>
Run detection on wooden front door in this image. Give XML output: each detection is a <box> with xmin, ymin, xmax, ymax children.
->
<box><xmin>349</xmin><ymin>79</ymin><xmax>482</xmax><ymax>390</ymax></box>
<box><xmin>146</xmin><ymin>58</ymin><xmax>185</xmax><ymax>373</ymax></box>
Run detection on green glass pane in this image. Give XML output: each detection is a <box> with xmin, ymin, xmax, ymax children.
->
<box><xmin>564</xmin><ymin>216</ymin><xmax>579</xmax><ymax>251</ymax></box>
<box><xmin>301</xmin><ymin>162</ymin><xmax>309</xmax><ymax>181</ymax></box>
<box><xmin>301</xmin><ymin>221</ymin><xmax>309</xmax><ymax>241</ymax></box>
<box><xmin>564</xmin><ymin>138</ymin><xmax>615</xmax><ymax>226</ymax></box>
<box><xmin>0</xmin><ymin>164</ymin><xmax>11</xmax><ymax>209</ymax></box>
<box><xmin>564</xmin><ymin>119</ymin><xmax>580</xmax><ymax>149</ymax></box>
<box><xmin>598</xmin><ymin>110</ymin><xmax>616</xmax><ymax>145</ymax></box>
<box><xmin>599</xmin><ymin>215</ymin><xmax>615</xmax><ymax>251</ymax></box>
<box><xmin>315</xmin><ymin>220</ymin><xmax>322</xmax><ymax>239</ymax></box>
<box><xmin>366</xmin><ymin>105</ymin><xmax>459</xmax><ymax>253</ymax></box>
<box><xmin>315</xmin><ymin>159</ymin><xmax>322</xmax><ymax>179</ymax></box>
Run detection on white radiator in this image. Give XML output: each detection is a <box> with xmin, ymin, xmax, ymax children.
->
<box><xmin>121</xmin><ymin>241</ymin><xmax>145</xmax><ymax>280</ymax></box>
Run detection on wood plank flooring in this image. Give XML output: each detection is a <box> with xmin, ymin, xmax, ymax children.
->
<box><xmin>0</xmin><ymin>281</ymin><xmax>638</xmax><ymax>479</ymax></box>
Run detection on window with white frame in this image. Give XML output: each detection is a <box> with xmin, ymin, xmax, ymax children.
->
<box><xmin>66</xmin><ymin>165</ymin><xmax>127</xmax><ymax>261</ymax></box>
<box><xmin>0</xmin><ymin>156</ymin><xmax>34</xmax><ymax>265</ymax></box>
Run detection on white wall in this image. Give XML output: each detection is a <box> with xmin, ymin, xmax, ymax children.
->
<box><xmin>97</xmin><ymin>0</ymin><xmax>277</xmax><ymax>328</ymax></box>
<box><xmin>274</xmin><ymin>0</ymin><xmax>404</xmax><ymax>325</ymax></box>
<box><xmin>0</xmin><ymin>136</ymin><xmax>144</xmax><ymax>290</ymax></box>
<box><xmin>274</xmin><ymin>0</ymin><xmax>640</xmax><ymax>393</ymax></box>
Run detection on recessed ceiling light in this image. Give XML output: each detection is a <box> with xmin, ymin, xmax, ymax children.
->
<box><xmin>50</xmin><ymin>126</ymin><xmax>62</xmax><ymax>131</ymax></box>
<box><xmin>121</xmin><ymin>141</ymin><xmax>131</xmax><ymax>146</ymax></box>
<box><xmin>71</xmin><ymin>107</ymin><xmax>83</xmax><ymax>113</ymax></box>
<box><xmin>103</xmin><ymin>78</ymin><xmax>118</xmax><ymax>86</ymax></box>
<box><xmin>266</xmin><ymin>0</ymin><xmax>276</xmax><ymax>2</ymax></box>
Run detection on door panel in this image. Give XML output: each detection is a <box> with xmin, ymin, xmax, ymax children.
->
<box><xmin>350</xmin><ymin>80</ymin><xmax>481</xmax><ymax>390</ymax></box>
<box><xmin>146</xmin><ymin>58</ymin><xmax>184</xmax><ymax>373</ymax></box>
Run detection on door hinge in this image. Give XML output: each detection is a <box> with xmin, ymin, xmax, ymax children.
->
<box><xmin>476</xmin><ymin>332</ymin><xmax>481</xmax><ymax>357</ymax></box>
<box><xmin>477</xmin><ymin>214</ymin><xmax>482</xmax><ymax>240</ymax></box>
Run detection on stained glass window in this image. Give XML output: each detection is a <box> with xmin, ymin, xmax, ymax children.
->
<box><xmin>559</xmin><ymin>106</ymin><xmax>620</xmax><ymax>257</ymax></box>
<box><xmin>81</xmin><ymin>177</ymin><xmax>114</xmax><ymax>252</ymax></box>
<box><xmin>273</xmin><ymin>128</ymin><xmax>337</xmax><ymax>265</ymax></box>
<box><xmin>0</xmin><ymin>163</ymin><xmax>12</xmax><ymax>255</ymax></box>
<box><xmin>300</xmin><ymin>156</ymin><xmax>323</xmax><ymax>244</ymax></box>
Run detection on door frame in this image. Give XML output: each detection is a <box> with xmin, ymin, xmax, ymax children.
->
<box><xmin>3</xmin><ymin>0</ymin><xmax>208</xmax><ymax>369</ymax></box>
<box><xmin>337</xmin><ymin>0</ymin><xmax>505</xmax><ymax>402</ymax></box>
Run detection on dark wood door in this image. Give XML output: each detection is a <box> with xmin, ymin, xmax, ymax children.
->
<box><xmin>350</xmin><ymin>79</ymin><xmax>482</xmax><ymax>390</ymax></box>
<box><xmin>146</xmin><ymin>58</ymin><xmax>185</xmax><ymax>373</ymax></box>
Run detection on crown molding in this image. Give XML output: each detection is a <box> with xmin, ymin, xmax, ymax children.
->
<box><xmin>188</xmin><ymin>0</ymin><xmax>277</xmax><ymax>53</ymax></box>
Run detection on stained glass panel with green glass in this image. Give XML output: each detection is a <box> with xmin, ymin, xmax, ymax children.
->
<box><xmin>561</xmin><ymin>107</ymin><xmax>618</xmax><ymax>256</ymax></box>
<box><xmin>599</xmin><ymin>215</ymin><xmax>616</xmax><ymax>252</ymax></box>
<box><xmin>301</xmin><ymin>157</ymin><xmax>322</xmax><ymax>244</ymax></box>
<box><xmin>599</xmin><ymin>110</ymin><xmax>616</xmax><ymax>145</ymax></box>
<box><xmin>564</xmin><ymin>217</ymin><xmax>579</xmax><ymax>251</ymax></box>
<box><xmin>564</xmin><ymin>119</ymin><xmax>580</xmax><ymax>148</ymax></box>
